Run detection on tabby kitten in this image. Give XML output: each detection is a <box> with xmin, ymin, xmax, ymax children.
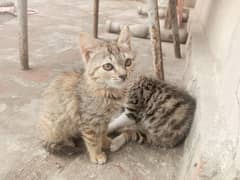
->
<box><xmin>109</xmin><ymin>76</ymin><xmax>196</xmax><ymax>152</ymax></box>
<box><xmin>38</xmin><ymin>27</ymin><xmax>135</xmax><ymax>164</ymax></box>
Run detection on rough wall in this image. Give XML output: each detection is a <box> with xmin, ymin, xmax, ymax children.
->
<box><xmin>179</xmin><ymin>0</ymin><xmax>240</xmax><ymax>179</ymax></box>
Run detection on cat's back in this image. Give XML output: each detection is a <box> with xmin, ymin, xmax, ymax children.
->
<box><xmin>41</xmin><ymin>71</ymin><xmax>82</xmax><ymax>118</ymax></box>
<box><xmin>128</xmin><ymin>76</ymin><xmax>196</xmax><ymax>147</ymax></box>
<box><xmin>131</xmin><ymin>76</ymin><xmax>195</xmax><ymax>111</ymax></box>
<box><xmin>44</xmin><ymin>72</ymin><xmax>81</xmax><ymax>96</ymax></box>
<box><xmin>38</xmin><ymin>72</ymin><xmax>83</xmax><ymax>143</ymax></box>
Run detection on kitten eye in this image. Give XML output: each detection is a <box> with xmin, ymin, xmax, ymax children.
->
<box><xmin>125</xmin><ymin>58</ymin><xmax>132</xmax><ymax>67</ymax></box>
<box><xmin>102</xmin><ymin>63</ymin><xmax>114</xmax><ymax>71</ymax></box>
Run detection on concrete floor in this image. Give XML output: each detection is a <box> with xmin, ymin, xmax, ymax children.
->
<box><xmin>0</xmin><ymin>0</ymin><xmax>187</xmax><ymax>179</ymax></box>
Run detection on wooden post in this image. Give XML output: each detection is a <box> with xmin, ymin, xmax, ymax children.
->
<box><xmin>93</xmin><ymin>0</ymin><xmax>99</xmax><ymax>38</ymax></box>
<box><xmin>164</xmin><ymin>5</ymin><xmax>171</xmax><ymax>29</ymax></box>
<box><xmin>147</xmin><ymin>0</ymin><xmax>164</xmax><ymax>80</ymax></box>
<box><xmin>169</xmin><ymin>0</ymin><xmax>181</xmax><ymax>58</ymax></box>
<box><xmin>177</xmin><ymin>0</ymin><xmax>184</xmax><ymax>27</ymax></box>
<box><xmin>18</xmin><ymin>0</ymin><xmax>29</xmax><ymax>70</ymax></box>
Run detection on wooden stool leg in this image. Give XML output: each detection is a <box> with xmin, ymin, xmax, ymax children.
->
<box><xmin>93</xmin><ymin>0</ymin><xmax>99</xmax><ymax>38</ymax></box>
<box><xmin>147</xmin><ymin>0</ymin><xmax>164</xmax><ymax>80</ymax></box>
<box><xmin>18</xmin><ymin>0</ymin><xmax>29</xmax><ymax>70</ymax></box>
<box><xmin>169</xmin><ymin>0</ymin><xmax>181</xmax><ymax>58</ymax></box>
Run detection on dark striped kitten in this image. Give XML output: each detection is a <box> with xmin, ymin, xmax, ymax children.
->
<box><xmin>108</xmin><ymin>76</ymin><xmax>196</xmax><ymax>152</ymax></box>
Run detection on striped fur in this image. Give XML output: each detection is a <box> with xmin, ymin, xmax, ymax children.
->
<box><xmin>109</xmin><ymin>76</ymin><xmax>196</xmax><ymax>151</ymax></box>
<box><xmin>38</xmin><ymin>27</ymin><xmax>135</xmax><ymax>164</ymax></box>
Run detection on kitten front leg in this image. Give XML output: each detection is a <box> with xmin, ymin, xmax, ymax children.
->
<box><xmin>111</xmin><ymin>129</ymin><xmax>143</xmax><ymax>152</ymax></box>
<box><xmin>108</xmin><ymin>111</ymin><xmax>135</xmax><ymax>134</ymax></box>
<box><xmin>110</xmin><ymin>133</ymin><xmax>128</xmax><ymax>152</ymax></box>
<box><xmin>81</xmin><ymin>130</ymin><xmax>107</xmax><ymax>164</ymax></box>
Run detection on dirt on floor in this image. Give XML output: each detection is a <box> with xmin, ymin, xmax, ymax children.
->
<box><xmin>0</xmin><ymin>0</ymin><xmax>187</xmax><ymax>179</ymax></box>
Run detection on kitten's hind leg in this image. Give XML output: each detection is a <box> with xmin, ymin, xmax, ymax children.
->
<box><xmin>42</xmin><ymin>139</ymin><xmax>80</xmax><ymax>155</ymax></box>
<box><xmin>111</xmin><ymin>129</ymin><xmax>145</xmax><ymax>152</ymax></box>
<box><xmin>108</xmin><ymin>111</ymin><xmax>135</xmax><ymax>134</ymax></box>
<box><xmin>102</xmin><ymin>135</ymin><xmax>112</xmax><ymax>150</ymax></box>
<box><xmin>110</xmin><ymin>133</ymin><xmax>128</xmax><ymax>152</ymax></box>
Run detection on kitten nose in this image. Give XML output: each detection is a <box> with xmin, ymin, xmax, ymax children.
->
<box><xmin>119</xmin><ymin>74</ymin><xmax>127</xmax><ymax>81</ymax></box>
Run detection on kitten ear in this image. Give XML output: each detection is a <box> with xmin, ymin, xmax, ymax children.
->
<box><xmin>79</xmin><ymin>33</ymin><xmax>99</xmax><ymax>63</ymax></box>
<box><xmin>117</xmin><ymin>26</ymin><xmax>131</xmax><ymax>50</ymax></box>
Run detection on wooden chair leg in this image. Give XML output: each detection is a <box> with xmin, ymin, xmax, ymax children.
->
<box><xmin>18</xmin><ymin>0</ymin><xmax>29</xmax><ymax>70</ymax></box>
<box><xmin>93</xmin><ymin>0</ymin><xmax>99</xmax><ymax>38</ymax></box>
<box><xmin>147</xmin><ymin>0</ymin><xmax>164</xmax><ymax>80</ymax></box>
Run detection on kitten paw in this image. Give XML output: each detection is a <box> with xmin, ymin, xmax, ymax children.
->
<box><xmin>110</xmin><ymin>134</ymin><xmax>126</xmax><ymax>152</ymax></box>
<box><xmin>90</xmin><ymin>152</ymin><xmax>107</xmax><ymax>164</ymax></box>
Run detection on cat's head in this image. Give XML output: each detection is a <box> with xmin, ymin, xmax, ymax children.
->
<box><xmin>79</xmin><ymin>26</ymin><xmax>135</xmax><ymax>89</ymax></box>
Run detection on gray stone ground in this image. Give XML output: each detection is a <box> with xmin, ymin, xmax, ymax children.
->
<box><xmin>0</xmin><ymin>0</ymin><xmax>187</xmax><ymax>179</ymax></box>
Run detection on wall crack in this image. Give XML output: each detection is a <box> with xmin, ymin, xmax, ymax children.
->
<box><xmin>233</xmin><ymin>79</ymin><xmax>240</xmax><ymax>160</ymax></box>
